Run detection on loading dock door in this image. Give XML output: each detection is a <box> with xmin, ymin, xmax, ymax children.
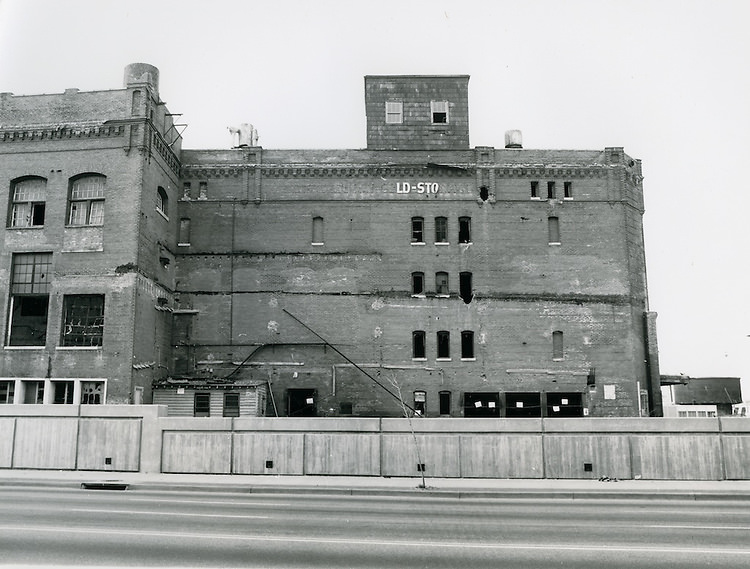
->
<box><xmin>287</xmin><ymin>388</ymin><xmax>317</xmax><ymax>417</ymax></box>
<box><xmin>505</xmin><ymin>392</ymin><xmax>542</xmax><ymax>417</ymax></box>
<box><xmin>546</xmin><ymin>392</ymin><xmax>583</xmax><ymax>417</ymax></box>
<box><xmin>463</xmin><ymin>392</ymin><xmax>500</xmax><ymax>418</ymax></box>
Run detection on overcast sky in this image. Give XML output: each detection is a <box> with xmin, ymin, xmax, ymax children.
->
<box><xmin>1</xmin><ymin>0</ymin><xmax>748</xmax><ymax>397</ymax></box>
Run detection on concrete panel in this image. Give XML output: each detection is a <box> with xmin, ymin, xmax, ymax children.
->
<box><xmin>544</xmin><ymin>435</ymin><xmax>631</xmax><ymax>479</ymax></box>
<box><xmin>234</xmin><ymin>417</ymin><xmax>381</xmax><ymax>432</ymax></box>
<box><xmin>162</xmin><ymin>431</ymin><xmax>232</xmax><ymax>473</ymax></box>
<box><xmin>720</xmin><ymin>418</ymin><xmax>750</xmax><ymax>434</ymax></box>
<box><xmin>13</xmin><ymin>417</ymin><xmax>78</xmax><ymax>469</ymax></box>
<box><xmin>304</xmin><ymin>433</ymin><xmax>380</xmax><ymax>475</ymax></box>
<box><xmin>543</xmin><ymin>417</ymin><xmax>720</xmax><ymax>433</ymax></box>
<box><xmin>233</xmin><ymin>432</ymin><xmax>304</xmax><ymax>475</ymax></box>
<box><xmin>382</xmin><ymin>418</ymin><xmax>543</xmax><ymax>433</ymax></box>
<box><xmin>721</xmin><ymin>436</ymin><xmax>750</xmax><ymax>479</ymax></box>
<box><xmin>0</xmin><ymin>418</ymin><xmax>14</xmax><ymax>467</ymax></box>
<box><xmin>460</xmin><ymin>435</ymin><xmax>543</xmax><ymax>478</ymax></box>
<box><xmin>381</xmin><ymin>435</ymin><xmax>460</xmax><ymax>477</ymax></box>
<box><xmin>632</xmin><ymin>435</ymin><xmax>722</xmax><ymax>480</ymax></box>
<box><xmin>77</xmin><ymin>418</ymin><xmax>141</xmax><ymax>472</ymax></box>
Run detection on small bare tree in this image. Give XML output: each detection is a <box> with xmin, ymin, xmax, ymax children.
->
<box><xmin>386</xmin><ymin>372</ymin><xmax>427</xmax><ymax>489</ymax></box>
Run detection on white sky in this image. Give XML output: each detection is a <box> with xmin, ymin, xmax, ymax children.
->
<box><xmin>1</xmin><ymin>0</ymin><xmax>748</xmax><ymax>397</ymax></box>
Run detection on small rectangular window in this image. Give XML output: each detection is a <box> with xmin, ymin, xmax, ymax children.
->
<box><xmin>312</xmin><ymin>216</ymin><xmax>324</xmax><ymax>245</ymax></box>
<box><xmin>23</xmin><ymin>380</ymin><xmax>44</xmax><ymax>404</ymax></box>
<box><xmin>435</xmin><ymin>272</ymin><xmax>449</xmax><ymax>296</ymax></box>
<box><xmin>437</xmin><ymin>330</ymin><xmax>450</xmax><ymax>359</ymax></box>
<box><xmin>411</xmin><ymin>272</ymin><xmax>425</xmax><ymax>295</ymax></box>
<box><xmin>431</xmin><ymin>101</ymin><xmax>448</xmax><ymax>124</ymax></box>
<box><xmin>564</xmin><ymin>181</ymin><xmax>573</xmax><ymax>198</ymax></box>
<box><xmin>199</xmin><ymin>181</ymin><xmax>208</xmax><ymax>200</ymax></box>
<box><xmin>413</xmin><ymin>390</ymin><xmax>426</xmax><ymax>416</ymax></box>
<box><xmin>439</xmin><ymin>391</ymin><xmax>451</xmax><ymax>415</ymax></box>
<box><xmin>179</xmin><ymin>218</ymin><xmax>191</xmax><ymax>245</ymax></box>
<box><xmin>553</xmin><ymin>330</ymin><xmax>564</xmax><ymax>360</ymax></box>
<box><xmin>411</xmin><ymin>217</ymin><xmax>424</xmax><ymax>243</ymax></box>
<box><xmin>385</xmin><ymin>101</ymin><xmax>403</xmax><ymax>124</ymax></box>
<box><xmin>61</xmin><ymin>295</ymin><xmax>104</xmax><ymax>347</ymax></box>
<box><xmin>435</xmin><ymin>217</ymin><xmax>448</xmax><ymax>243</ymax></box>
<box><xmin>461</xmin><ymin>331</ymin><xmax>475</xmax><ymax>359</ymax></box>
<box><xmin>548</xmin><ymin>216</ymin><xmax>561</xmax><ymax>244</ymax></box>
<box><xmin>458</xmin><ymin>217</ymin><xmax>471</xmax><ymax>243</ymax></box>
<box><xmin>53</xmin><ymin>381</ymin><xmax>74</xmax><ymax>404</ymax></box>
<box><xmin>530</xmin><ymin>181</ymin><xmax>539</xmax><ymax>198</ymax></box>
<box><xmin>194</xmin><ymin>392</ymin><xmax>210</xmax><ymax>417</ymax></box>
<box><xmin>223</xmin><ymin>393</ymin><xmax>240</xmax><ymax>417</ymax></box>
<box><xmin>0</xmin><ymin>381</ymin><xmax>14</xmax><ymax>404</ymax></box>
<box><xmin>81</xmin><ymin>381</ymin><xmax>104</xmax><ymax>405</ymax></box>
<box><xmin>547</xmin><ymin>181</ymin><xmax>556</xmax><ymax>199</ymax></box>
<box><xmin>412</xmin><ymin>331</ymin><xmax>426</xmax><ymax>359</ymax></box>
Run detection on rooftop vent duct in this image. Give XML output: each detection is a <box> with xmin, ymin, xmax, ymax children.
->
<box><xmin>505</xmin><ymin>130</ymin><xmax>523</xmax><ymax>149</ymax></box>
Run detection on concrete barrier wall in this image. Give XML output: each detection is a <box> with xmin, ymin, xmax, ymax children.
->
<box><xmin>2</xmin><ymin>407</ymin><xmax>750</xmax><ymax>480</ymax></box>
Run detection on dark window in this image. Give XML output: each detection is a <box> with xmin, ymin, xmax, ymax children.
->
<box><xmin>439</xmin><ymin>391</ymin><xmax>451</xmax><ymax>415</ymax></box>
<box><xmin>53</xmin><ymin>381</ymin><xmax>74</xmax><ymax>404</ymax></box>
<box><xmin>223</xmin><ymin>393</ymin><xmax>240</xmax><ymax>417</ymax></box>
<box><xmin>0</xmin><ymin>381</ymin><xmax>14</xmax><ymax>404</ymax></box>
<box><xmin>553</xmin><ymin>330</ymin><xmax>564</xmax><ymax>360</ymax></box>
<box><xmin>458</xmin><ymin>217</ymin><xmax>471</xmax><ymax>243</ymax></box>
<box><xmin>505</xmin><ymin>392</ymin><xmax>542</xmax><ymax>417</ymax></box>
<box><xmin>435</xmin><ymin>272</ymin><xmax>449</xmax><ymax>296</ymax></box>
<box><xmin>463</xmin><ymin>392</ymin><xmax>500</xmax><ymax>417</ymax></box>
<box><xmin>530</xmin><ymin>181</ymin><xmax>539</xmax><ymax>198</ymax></box>
<box><xmin>437</xmin><ymin>330</ymin><xmax>450</xmax><ymax>359</ymax></box>
<box><xmin>459</xmin><ymin>272</ymin><xmax>473</xmax><ymax>304</ymax></box>
<box><xmin>411</xmin><ymin>272</ymin><xmax>425</xmax><ymax>295</ymax></box>
<box><xmin>68</xmin><ymin>175</ymin><xmax>105</xmax><ymax>226</ymax></box>
<box><xmin>479</xmin><ymin>186</ymin><xmax>489</xmax><ymax>201</ymax></box>
<box><xmin>312</xmin><ymin>216</ymin><xmax>324</xmax><ymax>244</ymax></box>
<box><xmin>156</xmin><ymin>186</ymin><xmax>169</xmax><ymax>217</ymax></box>
<box><xmin>412</xmin><ymin>330</ymin><xmax>426</xmax><ymax>359</ymax></box>
<box><xmin>61</xmin><ymin>295</ymin><xmax>104</xmax><ymax>347</ymax></box>
<box><xmin>8</xmin><ymin>253</ymin><xmax>51</xmax><ymax>346</ymax></box>
<box><xmin>411</xmin><ymin>217</ymin><xmax>424</xmax><ymax>243</ymax></box>
<box><xmin>194</xmin><ymin>392</ymin><xmax>210</xmax><ymax>417</ymax></box>
<box><xmin>431</xmin><ymin>101</ymin><xmax>448</xmax><ymax>124</ymax></box>
<box><xmin>547</xmin><ymin>392</ymin><xmax>583</xmax><ymax>417</ymax></box>
<box><xmin>461</xmin><ymin>331</ymin><xmax>475</xmax><ymax>359</ymax></box>
<box><xmin>413</xmin><ymin>390</ymin><xmax>426</xmax><ymax>416</ymax></box>
<box><xmin>548</xmin><ymin>216</ymin><xmax>560</xmax><ymax>244</ymax></box>
<box><xmin>287</xmin><ymin>388</ymin><xmax>316</xmax><ymax>417</ymax></box>
<box><xmin>564</xmin><ymin>181</ymin><xmax>573</xmax><ymax>198</ymax></box>
<box><xmin>81</xmin><ymin>381</ymin><xmax>104</xmax><ymax>404</ymax></box>
<box><xmin>9</xmin><ymin>177</ymin><xmax>46</xmax><ymax>228</ymax></box>
<box><xmin>435</xmin><ymin>216</ymin><xmax>448</xmax><ymax>243</ymax></box>
<box><xmin>339</xmin><ymin>402</ymin><xmax>353</xmax><ymax>415</ymax></box>
<box><xmin>23</xmin><ymin>381</ymin><xmax>44</xmax><ymax>404</ymax></box>
<box><xmin>547</xmin><ymin>181</ymin><xmax>556</xmax><ymax>199</ymax></box>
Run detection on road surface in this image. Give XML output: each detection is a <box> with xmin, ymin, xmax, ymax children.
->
<box><xmin>1</xmin><ymin>485</ymin><xmax>749</xmax><ymax>568</ymax></box>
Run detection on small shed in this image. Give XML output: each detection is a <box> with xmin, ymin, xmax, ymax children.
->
<box><xmin>153</xmin><ymin>377</ymin><xmax>267</xmax><ymax>417</ymax></box>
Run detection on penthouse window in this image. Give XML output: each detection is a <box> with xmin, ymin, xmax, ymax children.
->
<box><xmin>435</xmin><ymin>271</ymin><xmax>449</xmax><ymax>296</ymax></box>
<box><xmin>194</xmin><ymin>392</ymin><xmax>210</xmax><ymax>417</ymax></box>
<box><xmin>61</xmin><ymin>295</ymin><xmax>104</xmax><ymax>347</ymax></box>
<box><xmin>412</xmin><ymin>331</ymin><xmax>426</xmax><ymax>360</ymax></box>
<box><xmin>431</xmin><ymin>101</ymin><xmax>449</xmax><ymax>124</ymax></box>
<box><xmin>435</xmin><ymin>216</ymin><xmax>448</xmax><ymax>243</ymax></box>
<box><xmin>223</xmin><ymin>393</ymin><xmax>240</xmax><ymax>417</ymax></box>
<box><xmin>411</xmin><ymin>272</ymin><xmax>425</xmax><ymax>296</ymax></box>
<box><xmin>411</xmin><ymin>217</ymin><xmax>424</xmax><ymax>244</ymax></box>
<box><xmin>436</xmin><ymin>330</ymin><xmax>450</xmax><ymax>360</ymax></box>
<box><xmin>68</xmin><ymin>174</ymin><xmax>105</xmax><ymax>226</ymax></box>
<box><xmin>9</xmin><ymin>177</ymin><xmax>46</xmax><ymax>228</ymax></box>
<box><xmin>7</xmin><ymin>253</ymin><xmax>51</xmax><ymax>347</ymax></box>
<box><xmin>458</xmin><ymin>217</ymin><xmax>471</xmax><ymax>243</ymax></box>
<box><xmin>385</xmin><ymin>101</ymin><xmax>403</xmax><ymax>124</ymax></box>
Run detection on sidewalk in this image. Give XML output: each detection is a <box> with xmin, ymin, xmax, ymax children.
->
<box><xmin>2</xmin><ymin>468</ymin><xmax>750</xmax><ymax>500</ymax></box>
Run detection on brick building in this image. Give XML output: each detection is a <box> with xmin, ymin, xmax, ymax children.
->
<box><xmin>0</xmin><ymin>64</ymin><xmax>662</xmax><ymax>417</ymax></box>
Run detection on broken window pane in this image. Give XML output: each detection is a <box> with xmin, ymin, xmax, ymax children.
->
<box><xmin>81</xmin><ymin>381</ymin><xmax>104</xmax><ymax>404</ymax></box>
<box><xmin>62</xmin><ymin>295</ymin><xmax>104</xmax><ymax>347</ymax></box>
<box><xmin>411</xmin><ymin>217</ymin><xmax>424</xmax><ymax>243</ymax></box>
<box><xmin>10</xmin><ymin>177</ymin><xmax>46</xmax><ymax>228</ymax></box>
<box><xmin>435</xmin><ymin>272</ymin><xmax>449</xmax><ymax>296</ymax></box>
<box><xmin>411</xmin><ymin>272</ymin><xmax>424</xmax><ymax>295</ymax></box>
<box><xmin>458</xmin><ymin>217</ymin><xmax>471</xmax><ymax>243</ymax></box>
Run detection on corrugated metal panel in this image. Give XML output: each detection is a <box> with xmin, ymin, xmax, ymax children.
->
<box><xmin>153</xmin><ymin>390</ymin><xmax>195</xmax><ymax>417</ymax></box>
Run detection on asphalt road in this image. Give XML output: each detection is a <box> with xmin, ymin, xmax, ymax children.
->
<box><xmin>1</xmin><ymin>485</ymin><xmax>749</xmax><ymax>568</ymax></box>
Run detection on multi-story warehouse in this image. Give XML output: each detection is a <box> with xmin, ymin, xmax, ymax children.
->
<box><xmin>0</xmin><ymin>64</ymin><xmax>662</xmax><ymax>417</ymax></box>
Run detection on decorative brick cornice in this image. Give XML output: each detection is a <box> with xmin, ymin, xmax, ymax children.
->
<box><xmin>181</xmin><ymin>164</ymin><xmax>475</xmax><ymax>179</ymax></box>
<box><xmin>0</xmin><ymin>123</ymin><xmax>125</xmax><ymax>142</ymax></box>
<box><xmin>495</xmin><ymin>166</ymin><xmax>605</xmax><ymax>178</ymax></box>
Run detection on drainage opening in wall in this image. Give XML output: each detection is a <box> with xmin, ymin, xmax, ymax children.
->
<box><xmin>417</xmin><ymin>463</ymin><xmax>426</xmax><ymax>472</ymax></box>
<box><xmin>266</xmin><ymin>460</ymin><xmax>274</xmax><ymax>469</ymax></box>
<box><xmin>583</xmin><ymin>462</ymin><xmax>593</xmax><ymax>472</ymax></box>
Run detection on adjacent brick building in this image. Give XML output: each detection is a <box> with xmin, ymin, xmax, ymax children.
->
<box><xmin>0</xmin><ymin>64</ymin><xmax>662</xmax><ymax>417</ymax></box>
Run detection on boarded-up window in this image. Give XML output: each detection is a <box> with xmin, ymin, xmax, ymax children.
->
<box><xmin>553</xmin><ymin>330</ymin><xmax>564</xmax><ymax>360</ymax></box>
<box><xmin>312</xmin><ymin>216</ymin><xmax>324</xmax><ymax>244</ymax></box>
<box><xmin>458</xmin><ymin>217</ymin><xmax>471</xmax><ymax>243</ymax></box>
<box><xmin>548</xmin><ymin>216</ymin><xmax>560</xmax><ymax>244</ymax></box>
<box><xmin>179</xmin><ymin>218</ymin><xmax>191</xmax><ymax>245</ymax></box>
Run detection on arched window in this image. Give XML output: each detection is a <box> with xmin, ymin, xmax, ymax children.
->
<box><xmin>411</xmin><ymin>217</ymin><xmax>424</xmax><ymax>243</ymax></box>
<box><xmin>435</xmin><ymin>216</ymin><xmax>448</xmax><ymax>243</ymax></box>
<box><xmin>553</xmin><ymin>330</ymin><xmax>564</xmax><ymax>360</ymax></box>
<box><xmin>411</xmin><ymin>272</ymin><xmax>425</xmax><ymax>295</ymax></box>
<box><xmin>156</xmin><ymin>186</ymin><xmax>169</xmax><ymax>218</ymax></box>
<box><xmin>9</xmin><ymin>177</ymin><xmax>46</xmax><ymax>228</ymax></box>
<box><xmin>312</xmin><ymin>216</ymin><xmax>324</xmax><ymax>244</ymax></box>
<box><xmin>68</xmin><ymin>174</ymin><xmax>105</xmax><ymax>226</ymax></box>
<box><xmin>548</xmin><ymin>216</ymin><xmax>560</xmax><ymax>244</ymax></box>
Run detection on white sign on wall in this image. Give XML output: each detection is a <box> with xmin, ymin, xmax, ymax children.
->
<box><xmin>396</xmin><ymin>182</ymin><xmax>439</xmax><ymax>194</ymax></box>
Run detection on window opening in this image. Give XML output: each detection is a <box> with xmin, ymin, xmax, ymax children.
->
<box><xmin>411</xmin><ymin>272</ymin><xmax>425</xmax><ymax>295</ymax></box>
<box><xmin>182</xmin><ymin>182</ymin><xmax>191</xmax><ymax>200</ymax></box>
<box><xmin>199</xmin><ymin>181</ymin><xmax>208</xmax><ymax>200</ymax></box>
<box><xmin>411</xmin><ymin>217</ymin><xmax>424</xmax><ymax>243</ymax></box>
<box><xmin>479</xmin><ymin>186</ymin><xmax>489</xmax><ymax>202</ymax></box>
<box><xmin>435</xmin><ymin>216</ymin><xmax>448</xmax><ymax>243</ymax></box>
<box><xmin>431</xmin><ymin>100</ymin><xmax>448</xmax><ymax>124</ymax></box>
<box><xmin>564</xmin><ymin>181</ymin><xmax>573</xmax><ymax>198</ymax></box>
<box><xmin>287</xmin><ymin>388</ymin><xmax>317</xmax><ymax>417</ymax></box>
<box><xmin>156</xmin><ymin>186</ymin><xmax>169</xmax><ymax>218</ymax></box>
<box><xmin>7</xmin><ymin>253</ymin><xmax>51</xmax><ymax>346</ymax></box>
<box><xmin>339</xmin><ymin>402</ymin><xmax>353</xmax><ymax>415</ymax></box>
<box><xmin>547</xmin><ymin>181</ymin><xmax>556</xmax><ymax>199</ymax></box>
<box><xmin>412</xmin><ymin>330</ymin><xmax>426</xmax><ymax>359</ymax></box>
<box><xmin>552</xmin><ymin>330</ymin><xmax>564</xmax><ymax>360</ymax></box>
<box><xmin>439</xmin><ymin>391</ymin><xmax>451</xmax><ymax>415</ymax></box>
<box><xmin>131</xmin><ymin>90</ymin><xmax>141</xmax><ymax>115</ymax></box>
<box><xmin>530</xmin><ymin>181</ymin><xmax>539</xmax><ymax>198</ymax></box>
<box><xmin>413</xmin><ymin>390</ymin><xmax>426</xmax><ymax>416</ymax></box>
<box><xmin>53</xmin><ymin>381</ymin><xmax>75</xmax><ymax>404</ymax></box>
<box><xmin>459</xmin><ymin>272</ymin><xmax>473</xmax><ymax>304</ymax></box>
<box><xmin>547</xmin><ymin>392</ymin><xmax>583</xmax><ymax>417</ymax></box>
<box><xmin>505</xmin><ymin>392</ymin><xmax>542</xmax><ymax>417</ymax></box>
<box><xmin>23</xmin><ymin>381</ymin><xmax>44</xmax><ymax>404</ymax></box>
<box><xmin>61</xmin><ymin>295</ymin><xmax>104</xmax><ymax>347</ymax></box>
<box><xmin>461</xmin><ymin>331</ymin><xmax>475</xmax><ymax>359</ymax></box>
<box><xmin>385</xmin><ymin>101</ymin><xmax>403</xmax><ymax>124</ymax></box>
<box><xmin>68</xmin><ymin>175</ymin><xmax>105</xmax><ymax>226</ymax></box>
<box><xmin>81</xmin><ymin>381</ymin><xmax>104</xmax><ymax>404</ymax></box>
<box><xmin>223</xmin><ymin>392</ymin><xmax>240</xmax><ymax>417</ymax></box>
<box><xmin>9</xmin><ymin>177</ymin><xmax>46</xmax><ymax>228</ymax></box>
<box><xmin>312</xmin><ymin>216</ymin><xmax>324</xmax><ymax>244</ymax></box>
<box><xmin>179</xmin><ymin>218</ymin><xmax>191</xmax><ymax>245</ymax></box>
<box><xmin>458</xmin><ymin>217</ymin><xmax>471</xmax><ymax>243</ymax></box>
<box><xmin>0</xmin><ymin>381</ymin><xmax>14</xmax><ymax>404</ymax></box>
<box><xmin>548</xmin><ymin>216</ymin><xmax>561</xmax><ymax>244</ymax></box>
<box><xmin>435</xmin><ymin>271</ymin><xmax>449</xmax><ymax>296</ymax></box>
<box><xmin>436</xmin><ymin>330</ymin><xmax>450</xmax><ymax>359</ymax></box>
<box><xmin>194</xmin><ymin>392</ymin><xmax>210</xmax><ymax>417</ymax></box>
<box><xmin>463</xmin><ymin>392</ymin><xmax>500</xmax><ymax>418</ymax></box>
